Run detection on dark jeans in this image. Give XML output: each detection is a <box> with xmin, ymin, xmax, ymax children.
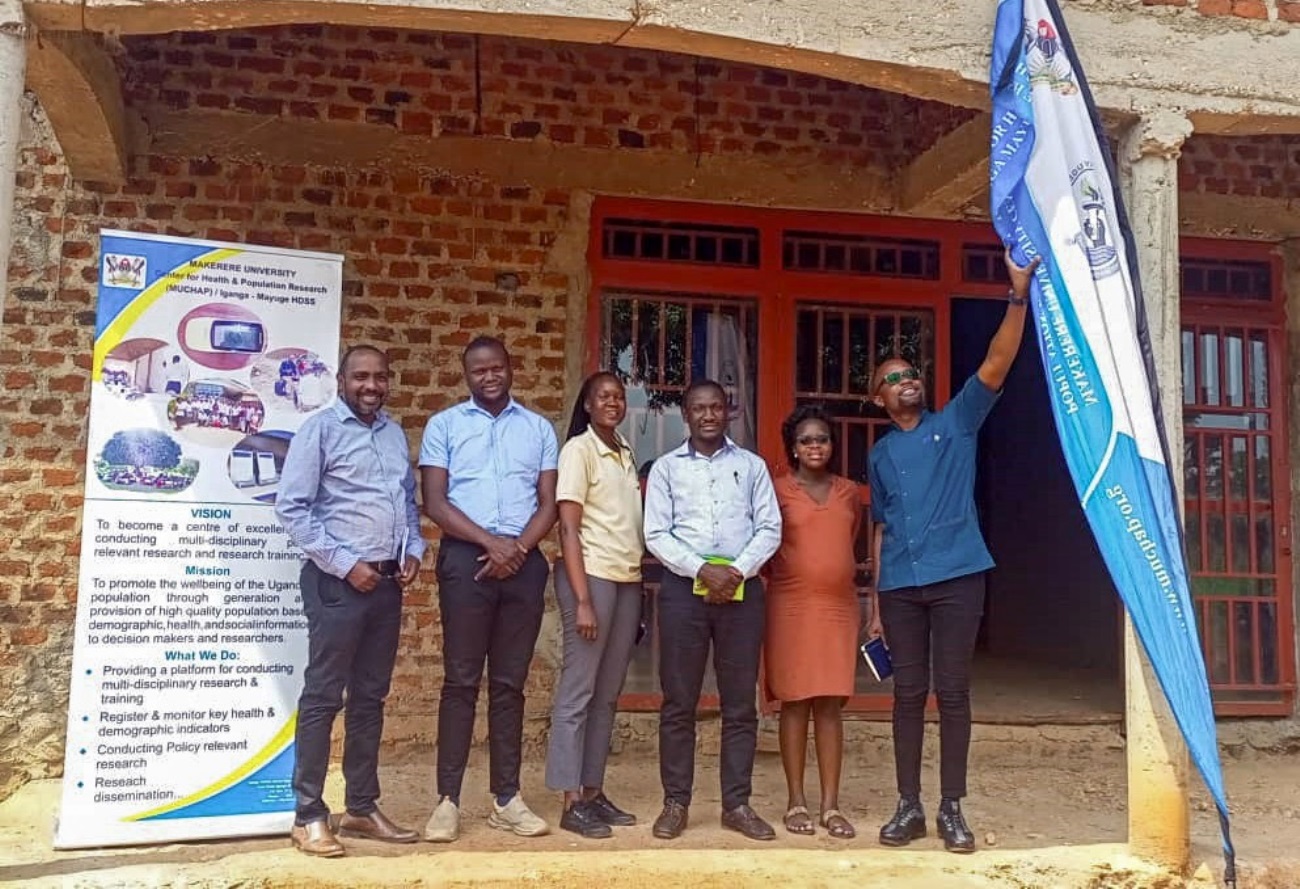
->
<box><xmin>293</xmin><ymin>561</ymin><xmax>402</xmax><ymax>825</ymax></box>
<box><xmin>436</xmin><ymin>536</ymin><xmax>548</xmax><ymax>801</ymax></box>
<box><xmin>658</xmin><ymin>570</ymin><xmax>765</xmax><ymax>811</ymax></box>
<box><xmin>878</xmin><ymin>571</ymin><xmax>985</xmax><ymax>801</ymax></box>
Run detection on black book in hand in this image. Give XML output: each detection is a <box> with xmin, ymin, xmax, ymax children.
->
<box><xmin>860</xmin><ymin>637</ymin><xmax>893</xmax><ymax>682</ymax></box>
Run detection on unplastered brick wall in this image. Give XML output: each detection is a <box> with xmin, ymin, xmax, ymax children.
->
<box><xmin>116</xmin><ymin>25</ymin><xmax>973</xmax><ymax>170</ymax></box>
<box><xmin>1127</xmin><ymin>0</ymin><xmax>1300</xmax><ymax>23</ymax></box>
<box><xmin>0</xmin><ymin>93</ymin><xmax>577</xmax><ymax>797</ymax></box>
<box><xmin>1180</xmin><ymin>135</ymin><xmax>1300</xmax><ymax>199</ymax></box>
<box><xmin>0</xmin><ymin>26</ymin><xmax>980</xmax><ymax>797</ymax></box>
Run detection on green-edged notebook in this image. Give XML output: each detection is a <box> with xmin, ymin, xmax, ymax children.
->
<box><xmin>693</xmin><ymin>555</ymin><xmax>745</xmax><ymax>602</ymax></box>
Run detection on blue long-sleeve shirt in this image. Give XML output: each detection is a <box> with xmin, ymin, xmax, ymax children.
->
<box><xmin>276</xmin><ymin>400</ymin><xmax>426</xmax><ymax>578</ymax></box>
<box><xmin>643</xmin><ymin>438</ymin><xmax>782</xmax><ymax>580</ymax></box>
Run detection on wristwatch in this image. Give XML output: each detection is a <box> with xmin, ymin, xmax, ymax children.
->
<box><xmin>1007</xmin><ymin>288</ymin><xmax>1029</xmax><ymax>307</ymax></box>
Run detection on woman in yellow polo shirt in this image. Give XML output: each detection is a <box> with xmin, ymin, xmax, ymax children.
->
<box><xmin>545</xmin><ymin>371</ymin><xmax>645</xmax><ymax>839</ymax></box>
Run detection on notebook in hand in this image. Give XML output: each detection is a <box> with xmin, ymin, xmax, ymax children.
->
<box><xmin>860</xmin><ymin>637</ymin><xmax>893</xmax><ymax>682</ymax></box>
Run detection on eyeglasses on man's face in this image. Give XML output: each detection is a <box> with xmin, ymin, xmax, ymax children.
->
<box><xmin>878</xmin><ymin>367</ymin><xmax>921</xmax><ymax>391</ymax></box>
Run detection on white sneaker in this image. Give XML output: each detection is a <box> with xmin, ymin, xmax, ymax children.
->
<box><xmin>423</xmin><ymin>797</ymin><xmax>460</xmax><ymax>843</ymax></box>
<box><xmin>487</xmin><ymin>794</ymin><xmax>549</xmax><ymax>837</ymax></box>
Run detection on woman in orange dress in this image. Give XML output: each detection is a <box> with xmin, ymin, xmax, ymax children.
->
<box><xmin>765</xmin><ymin>405</ymin><xmax>861</xmax><ymax>839</ymax></box>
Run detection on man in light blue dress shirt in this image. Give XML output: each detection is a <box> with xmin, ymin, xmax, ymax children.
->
<box><xmin>643</xmin><ymin>379</ymin><xmax>782</xmax><ymax>842</ymax></box>
<box><xmin>276</xmin><ymin>345</ymin><xmax>426</xmax><ymax>857</ymax></box>
<box><xmin>419</xmin><ymin>336</ymin><xmax>558</xmax><ymax>842</ymax></box>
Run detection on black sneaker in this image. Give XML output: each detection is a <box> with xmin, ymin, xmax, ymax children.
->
<box><xmin>560</xmin><ymin>801</ymin><xmax>613</xmax><ymax>839</ymax></box>
<box><xmin>587</xmin><ymin>792</ymin><xmax>637</xmax><ymax>827</ymax></box>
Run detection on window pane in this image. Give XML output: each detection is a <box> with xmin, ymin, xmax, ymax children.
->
<box><xmin>1231</xmin><ymin>513</ymin><xmax>1251</xmax><ymax>575</ymax></box>
<box><xmin>602</xmin><ymin>291</ymin><xmax>757</xmax><ymax>460</ymax></box>
<box><xmin>795</xmin><ymin>309</ymin><xmax>818</xmax><ymax>393</ymax></box>
<box><xmin>822</xmin><ymin>313</ymin><xmax>844</xmax><ymax>396</ymax></box>
<box><xmin>1249</xmin><ymin>332</ymin><xmax>1269</xmax><ymax>409</ymax></box>
<box><xmin>1206</xmin><ymin>512</ymin><xmax>1226</xmax><ymax>572</ymax></box>
<box><xmin>1207</xmin><ymin>599</ymin><xmax>1231</xmax><ymax>685</ymax></box>
<box><xmin>1255</xmin><ymin>514</ymin><xmax>1275</xmax><ymax>575</ymax></box>
<box><xmin>1181</xmin><ymin>328</ymin><xmax>1196</xmax><ymax>405</ymax></box>
<box><xmin>1253</xmin><ymin>436</ymin><xmax>1272</xmax><ymax>500</ymax></box>
<box><xmin>1228</xmin><ymin>436</ymin><xmax>1248</xmax><ymax>502</ymax></box>
<box><xmin>1234</xmin><ymin>601</ymin><xmax>1256</xmax><ymax>685</ymax></box>
<box><xmin>1260</xmin><ymin>601</ymin><xmax>1279</xmax><ymax>686</ymax></box>
<box><xmin>1186</xmin><ymin>507</ymin><xmax>1202</xmax><ymax>573</ymax></box>
<box><xmin>1203</xmin><ymin>434</ymin><xmax>1224</xmax><ymax>500</ymax></box>
<box><xmin>1224</xmin><ymin>330</ymin><xmax>1245</xmax><ymax>408</ymax></box>
<box><xmin>1201</xmin><ymin>332</ymin><xmax>1220</xmax><ymax>406</ymax></box>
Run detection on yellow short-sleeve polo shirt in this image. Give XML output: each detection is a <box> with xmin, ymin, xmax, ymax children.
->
<box><xmin>555</xmin><ymin>426</ymin><xmax>645</xmax><ymax>582</ymax></box>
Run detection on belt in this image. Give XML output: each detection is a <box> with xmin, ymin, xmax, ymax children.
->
<box><xmin>366</xmin><ymin>559</ymin><xmax>402</xmax><ymax>577</ymax></box>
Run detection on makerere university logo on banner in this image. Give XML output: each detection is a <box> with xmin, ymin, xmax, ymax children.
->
<box><xmin>989</xmin><ymin>0</ymin><xmax>1236</xmax><ymax>882</ymax></box>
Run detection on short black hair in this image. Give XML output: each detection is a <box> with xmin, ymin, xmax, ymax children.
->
<box><xmin>781</xmin><ymin>404</ymin><xmax>837</xmax><ymax>469</ymax></box>
<box><xmin>682</xmin><ymin>378</ymin><xmax>726</xmax><ymax>406</ymax></box>
<box><xmin>338</xmin><ymin>344</ymin><xmax>387</xmax><ymax>376</ymax></box>
<box><xmin>462</xmin><ymin>335</ymin><xmax>509</xmax><ymax>364</ymax></box>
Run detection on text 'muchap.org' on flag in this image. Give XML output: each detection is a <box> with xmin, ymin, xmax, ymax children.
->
<box><xmin>988</xmin><ymin>0</ymin><xmax>1235</xmax><ymax>882</ymax></box>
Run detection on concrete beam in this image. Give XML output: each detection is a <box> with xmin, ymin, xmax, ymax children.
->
<box><xmin>21</xmin><ymin>0</ymin><xmax>1300</xmax><ymax>134</ymax></box>
<box><xmin>898</xmin><ymin>113</ymin><xmax>990</xmax><ymax>217</ymax></box>
<box><xmin>142</xmin><ymin>108</ymin><xmax>894</xmax><ymax>211</ymax></box>
<box><xmin>24</xmin><ymin>30</ymin><xmax>130</xmax><ymax>182</ymax></box>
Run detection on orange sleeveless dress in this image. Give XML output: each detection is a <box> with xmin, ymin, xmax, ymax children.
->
<box><xmin>764</xmin><ymin>474</ymin><xmax>860</xmax><ymax>702</ymax></box>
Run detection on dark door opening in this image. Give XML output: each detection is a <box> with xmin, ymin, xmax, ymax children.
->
<box><xmin>950</xmin><ymin>298</ymin><xmax>1123</xmax><ymax>723</ymax></box>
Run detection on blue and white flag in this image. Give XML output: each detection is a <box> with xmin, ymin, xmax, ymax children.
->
<box><xmin>989</xmin><ymin>0</ymin><xmax>1235</xmax><ymax>879</ymax></box>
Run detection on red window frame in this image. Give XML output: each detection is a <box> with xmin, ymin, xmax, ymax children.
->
<box><xmin>1180</xmin><ymin>237</ymin><xmax>1295</xmax><ymax>716</ymax></box>
<box><xmin>586</xmin><ymin>198</ymin><xmax>1008</xmax><ymax>713</ymax></box>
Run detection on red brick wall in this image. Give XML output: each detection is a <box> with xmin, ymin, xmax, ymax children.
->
<box><xmin>1</xmin><ymin>101</ymin><xmax>580</xmax><ymax>796</ymax></box>
<box><xmin>1181</xmin><ymin>135</ymin><xmax>1300</xmax><ymax>199</ymax></box>
<box><xmin>1133</xmin><ymin>0</ymin><xmax>1298</xmax><ymax>21</ymax></box>
<box><xmin>1</xmin><ymin>26</ymin><xmax>974</xmax><ymax>795</ymax></box>
<box><xmin>116</xmin><ymin>26</ymin><xmax>973</xmax><ymax>171</ymax></box>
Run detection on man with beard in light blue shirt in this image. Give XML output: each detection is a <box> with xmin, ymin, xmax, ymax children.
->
<box><xmin>277</xmin><ymin>344</ymin><xmax>425</xmax><ymax>858</ymax></box>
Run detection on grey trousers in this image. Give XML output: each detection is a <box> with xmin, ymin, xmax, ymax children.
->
<box><xmin>545</xmin><ymin>562</ymin><xmax>643</xmax><ymax>792</ymax></box>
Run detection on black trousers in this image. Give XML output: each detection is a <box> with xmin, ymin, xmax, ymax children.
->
<box><xmin>657</xmin><ymin>570</ymin><xmax>765</xmax><ymax>811</ymax></box>
<box><xmin>293</xmin><ymin>561</ymin><xmax>402</xmax><ymax>824</ymax></box>
<box><xmin>878</xmin><ymin>571</ymin><xmax>985</xmax><ymax>801</ymax></box>
<box><xmin>435</xmin><ymin>536</ymin><xmax>548</xmax><ymax>801</ymax></box>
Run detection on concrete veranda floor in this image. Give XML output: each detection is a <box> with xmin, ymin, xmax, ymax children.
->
<box><xmin>2</xmin><ymin>739</ymin><xmax>1298</xmax><ymax>888</ymax></box>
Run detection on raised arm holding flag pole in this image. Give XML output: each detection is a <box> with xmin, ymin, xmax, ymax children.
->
<box><xmin>989</xmin><ymin>1</ymin><xmax>1235</xmax><ymax>884</ymax></box>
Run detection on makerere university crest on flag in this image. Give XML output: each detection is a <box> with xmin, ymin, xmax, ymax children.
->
<box><xmin>989</xmin><ymin>0</ymin><xmax>1236</xmax><ymax>882</ymax></box>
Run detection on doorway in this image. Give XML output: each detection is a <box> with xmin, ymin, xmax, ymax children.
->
<box><xmin>950</xmin><ymin>298</ymin><xmax>1122</xmax><ymax>724</ymax></box>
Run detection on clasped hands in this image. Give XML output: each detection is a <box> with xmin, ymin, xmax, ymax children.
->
<box><xmin>475</xmin><ymin>535</ymin><xmax>529</xmax><ymax>581</ymax></box>
<box><xmin>696</xmin><ymin>562</ymin><xmax>745</xmax><ymax>605</ymax></box>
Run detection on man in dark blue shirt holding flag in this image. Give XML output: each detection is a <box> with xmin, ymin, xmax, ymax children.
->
<box><xmin>867</xmin><ymin>250</ymin><xmax>1037</xmax><ymax>854</ymax></box>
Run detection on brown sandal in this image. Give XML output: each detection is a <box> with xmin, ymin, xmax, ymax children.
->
<box><xmin>820</xmin><ymin>809</ymin><xmax>856</xmax><ymax>839</ymax></box>
<box><xmin>783</xmin><ymin>805</ymin><xmax>815</xmax><ymax>835</ymax></box>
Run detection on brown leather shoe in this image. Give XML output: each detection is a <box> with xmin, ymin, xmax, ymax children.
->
<box><xmin>337</xmin><ymin>808</ymin><xmax>420</xmax><ymax>844</ymax></box>
<box><xmin>651</xmin><ymin>799</ymin><xmax>689</xmax><ymax>839</ymax></box>
<box><xmin>721</xmin><ymin>804</ymin><xmax>776</xmax><ymax>841</ymax></box>
<box><xmin>291</xmin><ymin>819</ymin><xmax>345</xmax><ymax>857</ymax></box>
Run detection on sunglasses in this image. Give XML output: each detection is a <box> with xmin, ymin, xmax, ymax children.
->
<box><xmin>796</xmin><ymin>434</ymin><xmax>831</xmax><ymax>446</ymax></box>
<box><xmin>878</xmin><ymin>367</ymin><xmax>921</xmax><ymax>390</ymax></box>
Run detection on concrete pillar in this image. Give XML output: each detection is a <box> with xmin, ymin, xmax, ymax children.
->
<box><xmin>0</xmin><ymin>0</ymin><xmax>26</xmax><ymax>298</ymax></box>
<box><xmin>1117</xmin><ymin>110</ymin><xmax>1194</xmax><ymax>871</ymax></box>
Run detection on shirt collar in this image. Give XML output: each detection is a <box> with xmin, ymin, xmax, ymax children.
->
<box><xmin>332</xmin><ymin>398</ymin><xmax>389</xmax><ymax>429</ymax></box>
<box><xmin>585</xmin><ymin>425</ymin><xmax>632</xmax><ymax>458</ymax></box>
<box><xmin>462</xmin><ymin>397</ymin><xmax>520</xmax><ymax>419</ymax></box>
<box><xmin>673</xmin><ymin>436</ymin><xmax>737</xmax><ymax>459</ymax></box>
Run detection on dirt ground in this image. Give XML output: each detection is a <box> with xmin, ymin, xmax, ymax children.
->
<box><xmin>2</xmin><ymin>736</ymin><xmax>1298</xmax><ymax>888</ymax></box>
